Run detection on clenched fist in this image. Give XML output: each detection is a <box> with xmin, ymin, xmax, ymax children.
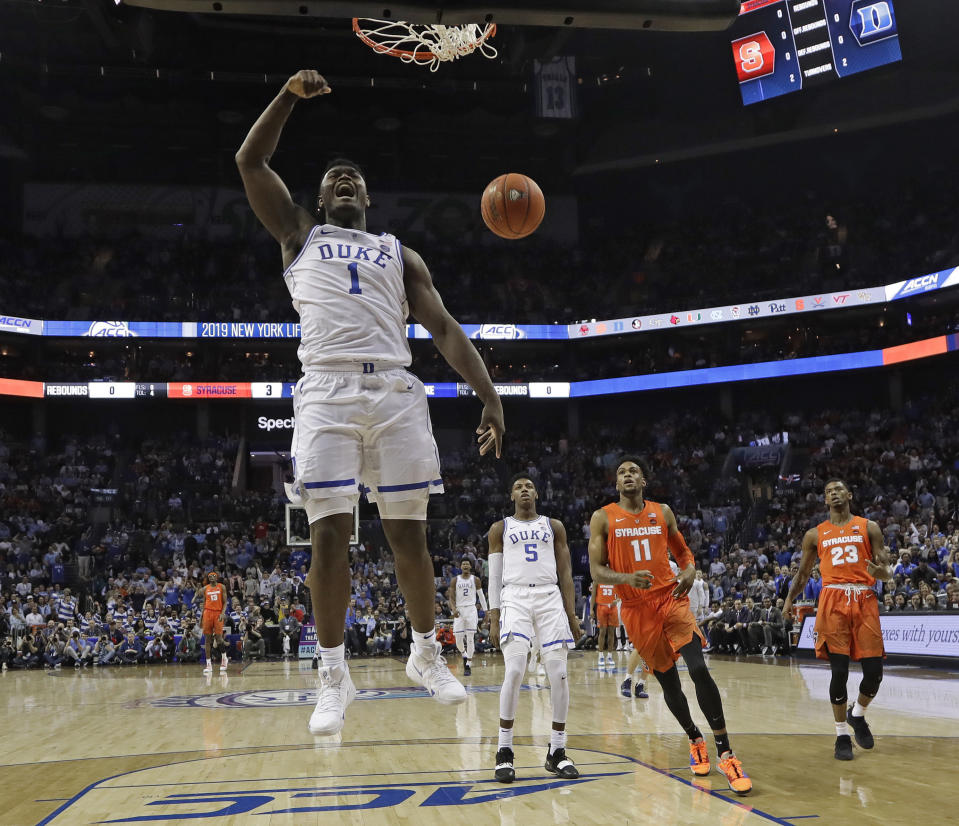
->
<box><xmin>286</xmin><ymin>69</ymin><xmax>331</xmax><ymax>99</ymax></box>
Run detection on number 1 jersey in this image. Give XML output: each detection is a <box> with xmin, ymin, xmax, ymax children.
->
<box><xmin>604</xmin><ymin>501</ymin><xmax>674</xmax><ymax>605</ymax></box>
<box><xmin>816</xmin><ymin>516</ymin><xmax>875</xmax><ymax>586</ymax></box>
<box><xmin>283</xmin><ymin>224</ymin><xmax>412</xmax><ymax>370</ymax></box>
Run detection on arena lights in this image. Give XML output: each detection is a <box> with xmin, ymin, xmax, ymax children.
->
<box><xmin>3</xmin><ymin>332</ymin><xmax>956</xmax><ymax>401</ymax></box>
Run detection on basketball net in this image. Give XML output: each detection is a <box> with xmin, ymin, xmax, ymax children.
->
<box><xmin>352</xmin><ymin>18</ymin><xmax>497</xmax><ymax>72</ymax></box>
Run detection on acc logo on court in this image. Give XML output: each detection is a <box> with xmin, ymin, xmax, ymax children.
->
<box><xmin>137</xmin><ymin>684</ymin><xmax>536</xmax><ymax>708</ymax></box>
<box><xmin>82</xmin><ymin>775</ymin><xmax>629</xmax><ymax>821</ymax></box>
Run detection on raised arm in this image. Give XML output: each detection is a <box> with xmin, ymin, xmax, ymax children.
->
<box><xmin>588</xmin><ymin>509</ymin><xmax>653</xmax><ymax>590</ymax></box>
<box><xmin>235</xmin><ymin>70</ymin><xmax>325</xmax><ymax>251</ymax></box>
<box><xmin>551</xmin><ymin>519</ymin><xmax>582</xmax><ymax>639</ymax></box>
<box><xmin>402</xmin><ymin>245</ymin><xmax>504</xmax><ymax>458</ymax></box>
<box><xmin>783</xmin><ymin>528</ymin><xmax>819</xmax><ymax>618</ymax></box>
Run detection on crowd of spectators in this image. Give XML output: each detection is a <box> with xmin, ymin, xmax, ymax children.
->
<box><xmin>2</xmin><ymin>378</ymin><xmax>958</xmax><ymax>669</ymax></box>
<box><xmin>2</xmin><ymin>168</ymin><xmax>958</xmax><ymax>330</ymax></box>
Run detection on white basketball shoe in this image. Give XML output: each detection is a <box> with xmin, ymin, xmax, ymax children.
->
<box><xmin>406</xmin><ymin>644</ymin><xmax>467</xmax><ymax>705</ymax></box>
<box><xmin>309</xmin><ymin>663</ymin><xmax>356</xmax><ymax>735</ymax></box>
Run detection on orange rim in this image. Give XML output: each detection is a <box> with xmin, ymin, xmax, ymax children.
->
<box><xmin>351</xmin><ymin>18</ymin><xmax>496</xmax><ymax>62</ymax></box>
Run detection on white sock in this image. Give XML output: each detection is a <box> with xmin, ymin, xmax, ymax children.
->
<box><xmin>549</xmin><ymin>728</ymin><xmax>567</xmax><ymax>754</ymax></box>
<box><xmin>319</xmin><ymin>643</ymin><xmax>345</xmax><ymax>670</ymax></box>
<box><xmin>412</xmin><ymin>628</ymin><xmax>437</xmax><ymax>659</ymax></box>
<box><xmin>852</xmin><ymin>702</ymin><xmax>867</xmax><ymax>718</ymax></box>
<box><xmin>836</xmin><ymin>721</ymin><xmax>849</xmax><ymax>737</ymax></box>
<box><xmin>498</xmin><ymin>726</ymin><xmax>514</xmax><ymax>750</ymax></box>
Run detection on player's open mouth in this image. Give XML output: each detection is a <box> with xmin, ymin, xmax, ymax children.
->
<box><xmin>335</xmin><ymin>181</ymin><xmax>355</xmax><ymax>197</ymax></box>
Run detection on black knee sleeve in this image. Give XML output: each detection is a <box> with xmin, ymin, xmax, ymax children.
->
<box><xmin>828</xmin><ymin>652</ymin><xmax>850</xmax><ymax>705</ymax></box>
<box><xmin>859</xmin><ymin>656</ymin><xmax>883</xmax><ymax>698</ymax></box>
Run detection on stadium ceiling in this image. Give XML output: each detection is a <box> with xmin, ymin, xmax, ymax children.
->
<box><xmin>120</xmin><ymin>0</ymin><xmax>742</xmax><ymax>31</ymax></box>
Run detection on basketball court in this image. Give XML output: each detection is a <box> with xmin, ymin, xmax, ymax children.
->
<box><xmin>3</xmin><ymin>654</ymin><xmax>955</xmax><ymax>824</ymax></box>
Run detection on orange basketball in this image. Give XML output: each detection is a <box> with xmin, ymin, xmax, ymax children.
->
<box><xmin>480</xmin><ymin>173</ymin><xmax>545</xmax><ymax>239</ymax></box>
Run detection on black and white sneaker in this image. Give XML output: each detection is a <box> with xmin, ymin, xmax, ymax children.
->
<box><xmin>495</xmin><ymin>747</ymin><xmax>515</xmax><ymax>783</ymax></box>
<box><xmin>464</xmin><ymin>659</ymin><xmax>471</xmax><ymax>677</ymax></box>
<box><xmin>847</xmin><ymin>706</ymin><xmax>874</xmax><ymax>749</ymax></box>
<box><xmin>834</xmin><ymin>734</ymin><xmax>854</xmax><ymax>761</ymax></box>
<box><xmin>544</xmin><ymin>747</ymin><xmax>580</xmax><ymax>779</ymax></box>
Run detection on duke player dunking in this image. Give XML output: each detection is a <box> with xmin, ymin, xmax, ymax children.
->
<box><xmin>236</xmin><ymin>69</ymin><xmax>504</xmax><ymax>736</ymax></box>
<box><xmin>589</xmin><ymin>458</ymin><xmax>752</xmax><ymax>795</ymax></box>
<box><xmin>487</xmin><ymin>474</ymin><xmax>583</xmax><ymax>783</ymax></box>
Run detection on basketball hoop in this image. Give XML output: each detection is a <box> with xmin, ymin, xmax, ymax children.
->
<box><xmin>352</xmin><ymin>18</ymin><xmax>497</xmax><ymax>72</ymax></box>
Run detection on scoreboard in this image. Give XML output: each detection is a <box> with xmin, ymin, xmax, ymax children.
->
<box><xmin>731</xmin><ymin>0</ymin><xmax>902</xmax><ymax>105</ymax></box>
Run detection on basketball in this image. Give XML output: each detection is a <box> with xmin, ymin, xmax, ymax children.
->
<box><xmin>480</xmin><ymin>173</ymin><xmax>545</xmax><ymax>239</ymax></box>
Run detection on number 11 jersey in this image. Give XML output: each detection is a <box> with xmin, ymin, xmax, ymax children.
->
<box><xmin>283</xmin><ymin>224</ymin><xmax>412</xmax><ymax>370</ymax></box>
<box><xmin>604</xmin><ymin>500</ymin><xmax>674</xmax><ymax>604</ymax></box>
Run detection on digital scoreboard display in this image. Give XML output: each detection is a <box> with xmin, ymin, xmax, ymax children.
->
<box><xmin>731</xmin><ymin>0</ymin><xmax>902</xmax><ymax>105</ymax></box>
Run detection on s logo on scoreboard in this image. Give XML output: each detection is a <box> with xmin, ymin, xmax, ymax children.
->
<box><xmin>731</xmin><ymin>32</ymin><xmax>775</xmax><ymax>83</ymax></box>
<box><xmin>849</xmin><ymin>0</ymin><xmax>897</xmax><ymax>46</ymax></box>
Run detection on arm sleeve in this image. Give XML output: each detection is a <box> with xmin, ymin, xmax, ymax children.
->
<box><xmin>488</xmin><ymin>554</ymin><xmax>503</xmax><ymax>610</ymax></box>
<box><xmin>667</xmin><ymin>531</ymin><xmax>695</xmax><ymax>570</ymax></box>
<box><xmin>477</xmin><ymin>588</ymin><xmax>488</xmax><ymax>611</ymax></box>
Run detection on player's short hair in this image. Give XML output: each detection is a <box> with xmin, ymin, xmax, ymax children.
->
<box><xmin>508</xmin><ymin>472</ymin><xmax>536</xmax><ymax>491</ymax></box>
<box><xmin>321</xmin><ymin>157</ymin><xmax>365</xmax><ymax>182</ymax></box>
<box><xmin>616</xmin><ymin>456</ymin><xmax>650</xmax><ymax>478</ymax></box>
<box><xmin>824</xmin><ymin>478</ymin><xmax>849</xmax><ymax>491</ymax></box>
<box><xmin>461</xmin><ymin>558</ymin><xmax>472</xmax><ymax>567</ymax></box>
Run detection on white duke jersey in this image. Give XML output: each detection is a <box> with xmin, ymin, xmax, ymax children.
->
<box><xmin>502</xmin><ymin>515</ymin><xmax>557</xmax><ymax>587</ymax></box>
<box><xmin>283</xmin><ymin>224</ymin><xmax>412</xmax><ymax>370</ymax></box>
<box><xmin>455</xmin><ymin>576</ymin><xmax>477</xmax><ymax>610</ymax></box>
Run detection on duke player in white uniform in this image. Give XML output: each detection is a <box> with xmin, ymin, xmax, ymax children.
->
<box><xmin>449</xmin><ymin>560</ymin><xmax>487</xmax><ymax>676</ymax></box>
<box><xmin>487</xmin><ymin>474</ymin><xmax>583</xmax><ymax>783</ymax></box>
<box><xmin>236</xmin><ymin>69</ymin><xmax>505</xmax><ymax>736</ymax></box>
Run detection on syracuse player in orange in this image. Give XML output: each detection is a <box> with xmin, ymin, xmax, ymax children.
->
<box><xmin>199</xmin><ymin>572</ymin><xmax>229</xmax><ymax>674</ymax></box>
<box><xmin>783</xmin><ymin>478</ymin><xmax>892</xmax><ymax>761</ymax></box>
<box><xmin>590</xmin><ymin>580</ymin><xmax>619</xmax><ymax>670</ymax></box>
<box><xmin>589</xmin><ymin>458</ymin><xmax>752</xmax><ymax>795</ymax></box>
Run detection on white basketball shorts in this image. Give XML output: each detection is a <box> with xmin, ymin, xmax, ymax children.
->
<box><xmin>454</xmin><ymin>607</ymin><xmax>478</xmax><ymax>634</ymax></box>
<box><xmin>287</xmin><ymin>367</ymin><xmax>443</xmax><ymax>521</ymax></box>
<box><xmin>500</xmin><ymin>584</ymin><xmax>574</xmax><ymax>652</ymax></box>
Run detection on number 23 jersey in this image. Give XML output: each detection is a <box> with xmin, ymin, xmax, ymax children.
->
<box><xmin>816</xmin><ymin>515</ymin><xmax>874</xmax><ymax>586</ymax></box>
<box><xmin>502</xmin><ymin>515</ymin><xmax>557</xmax><ymax>586</ymax></box>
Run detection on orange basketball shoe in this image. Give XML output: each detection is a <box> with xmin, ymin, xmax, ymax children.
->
<box><xmin>717</xmin><ymin>751</ymin><xmax>752</xmax><ymax>795</ymax></box>
<box><xmin>689</xmin><ymin>738</ymin><xmax>711</xmax><ymax>776</ymax></box>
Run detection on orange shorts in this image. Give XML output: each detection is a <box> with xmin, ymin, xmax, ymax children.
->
<box><xmin>596</xmin><ymin>604</ymin><xmax>619</xmax><ymax>627</ymax></box>
<box><xmin>813</xmin><ymin>587</ymin><xmax>884</xmax><ymax>661</ymax></box>
<box><xmin>620</xmin><ymin>592</ymin><xmax>705</xmax><ymax>674</ymax></box>
<box><xmin>201</xmin><ymin>610</ymin><xmax>224</xmax><ymax>636</ymax></box>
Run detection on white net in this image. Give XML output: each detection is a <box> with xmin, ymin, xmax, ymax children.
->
<box><xmin>353</xmin><ymin>19</ymin><xmax>498</xmax><ymax>72</ymax></box>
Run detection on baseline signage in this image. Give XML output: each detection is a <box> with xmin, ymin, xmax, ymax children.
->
<box><xmin>299</xmin><ymin>622</ymin><xmax>317</xmax><ymax>659</ymax></box>
<box><xmin>7</xmin><ymin>268</ymin><xmax>958</xmax><ymax>343</ymax></box>
<box><xmin>798</xmin><ymin>613</ymin><xmax>959</xmax><ymax>658</ymax></box>
<box><xmin>4</xmin><ymin>332</ymin><xmax>957</xmax><ymax>401</ymax></box>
